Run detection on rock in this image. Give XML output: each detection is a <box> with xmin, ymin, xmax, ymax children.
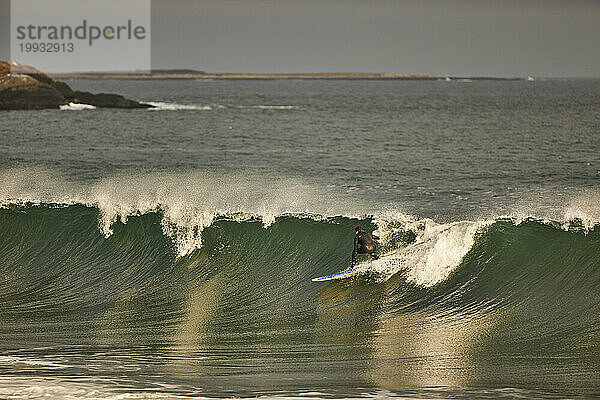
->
<box><xmin>70</xmin><ymin>90</ymin><xmax>152</xmax><ymax>109</ymax></box>
<box><xmin>0</xmin><ymin>62</ymin><xmax>10</xmax><ymax>76</ymax></box>
<box><xmin>0</xmin><ymin>61</ymin><xmax>153</xmax><ymax>110</ymax></box>
<box><xmin>0</xmin><ymin>73</ymin><xmax>65</xmax><ymax>110</ymax></box>
<box><xmin>52</xmin><ymin>80</ymin><xmax>75</xmax><ymax>98</ymax></box>
<box><xmin>0</xmin><ymin>61</ymin><xmax>46</xmax><ymax>76</ymax></box>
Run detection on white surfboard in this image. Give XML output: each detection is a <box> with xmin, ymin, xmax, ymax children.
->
<box><xmin>311</xmin><ymin>267</ymin><xmax>359</xmax><ymax>282</ymax></box>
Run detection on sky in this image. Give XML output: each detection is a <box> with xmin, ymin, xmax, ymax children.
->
<box><xmin>2</xmin><ymin>0</ymin><xmax>599</xmax><ymax>77</ymax></box>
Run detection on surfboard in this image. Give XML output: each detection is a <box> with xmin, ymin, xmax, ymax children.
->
<box><xmin>311</xmin><ymin>267</ymin><xmax>358</xmax><ymax>282</ymax></box>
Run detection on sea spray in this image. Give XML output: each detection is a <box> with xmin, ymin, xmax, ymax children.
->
<box><xmin>356</xmin><ymin>215</ymin><xmax>488</xmax><ymax>287</ymax></box>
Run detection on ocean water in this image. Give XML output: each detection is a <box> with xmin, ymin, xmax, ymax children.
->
<box><xmin>0</xmin><ymin>78</ymin><xmax>599</xmax><ymax>399</ymax></box>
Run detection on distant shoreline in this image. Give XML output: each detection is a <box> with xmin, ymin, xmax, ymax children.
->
<box><xmin>47</xmin><ymin>71</ymin><xmax>523</xmax><ymax>81</ymax></box>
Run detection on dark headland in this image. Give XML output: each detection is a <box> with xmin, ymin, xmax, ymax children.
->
<box><xmin>0</xmin><ymin>61</ymin><xmax>153</xmax><ymax>110</ymax></box>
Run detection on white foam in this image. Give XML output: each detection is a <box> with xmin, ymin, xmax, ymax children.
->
<box><xmin>146</xmin><ymin>101</ymin><xmax>212</xmax><ymax>111</ymax></box>
<box><xmin>400</xmin><ymin>220</ymin><xmax>487</xmax><ymax>286</ymax></box>
<box><xmin>59</xmin><ymin>102</ymin><xmax>96</xmax><ymax>110</ymax></box>
<box><xmin>356</xmin><ymin>218</ymin><xmax>488</xmax><ymax>287</ymax></box>
<box><xmin>372</xmin><ymin>210</ymin><xmax>421</xmax><ymax>245</ymax></box>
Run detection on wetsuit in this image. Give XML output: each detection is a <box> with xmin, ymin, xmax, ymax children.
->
<box><xmin>352</xmin><ymin>231</ymin><xmax>379</xmax><ymax>266</ymax></box>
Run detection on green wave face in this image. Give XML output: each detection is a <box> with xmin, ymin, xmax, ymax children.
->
<box><xmin>1</xmin><ymin>204</ymin><xmax>599</xmax><ymax>395</ymax></box>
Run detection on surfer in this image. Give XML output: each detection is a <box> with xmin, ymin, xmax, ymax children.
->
<box><xmin>352</xmin><ymin>226</ymin><xmax>379</xmax><ymax>267</ymax></box>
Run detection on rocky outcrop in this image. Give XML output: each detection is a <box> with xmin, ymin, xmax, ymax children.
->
<box><xmin>0</xmin><ymin>62</ymin><xmax>10</xmax><ymax>76</ymax></box>
<box><xmin>52</xmin><ymin>80</ymin><xmax>76</xmax><ymax>98</ymax></box>
<box><xmin>0</xmin><ymin>73</ymin><xmax>65</xmax><ymax>110</ymax></box>
<box><xmin>70</xmin><ymin>91</ymin><xmax>150</xmax><ymax>109</ymax></box>
<box><xmin>0</xmin><ymin>61</ymin><xmax>153</xmax><ymax>110</ymax></box>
